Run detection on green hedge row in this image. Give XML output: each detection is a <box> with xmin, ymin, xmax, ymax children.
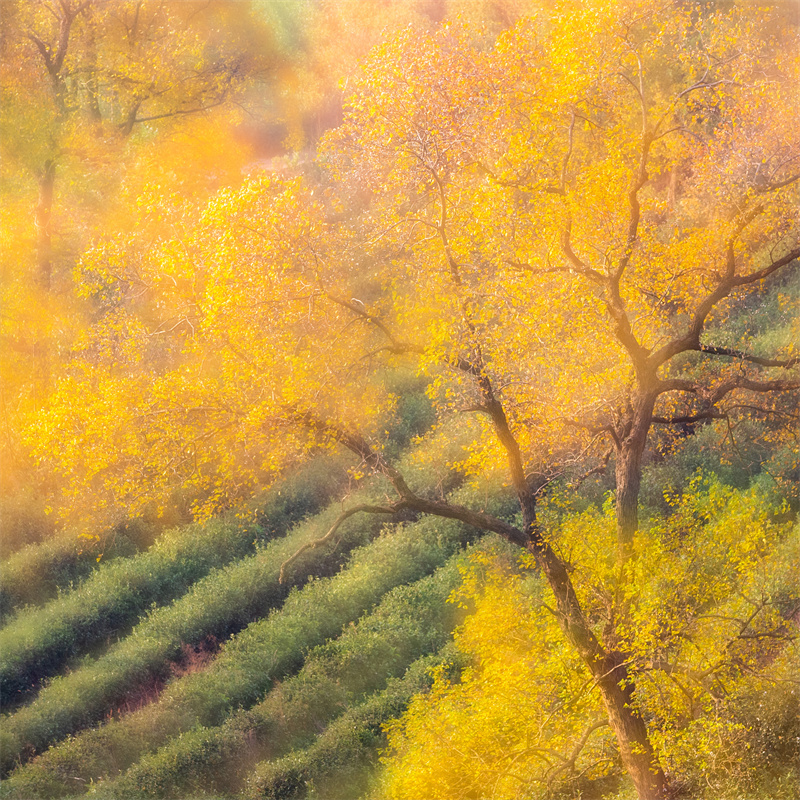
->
<box><xmin>0</xmin><ymin>483</ymin><xmax>510</xmax><ymax>792</ymax></box>
<box><xmin>104</xmin><ymin>552</ymin><xmax>474</xmax><ymax>798</ymax></box>
<box><xmin>0</xmin><ymin>495</ymin><xmax>383</xmax><ymax>777</ymax></box>
<box><xmin>244</xmin><ymin>648</ymin><xmax>465</xmax><ymax>800</ymax></box>
<box><xmin>0</xmin><ymin>520</ymin><xmax>148</xmax><ymax>623</ymax></box>
<box><xmin>0</xmin><ymin>456</ymin><xmax>350</xmax><ymax>703</ymax></box>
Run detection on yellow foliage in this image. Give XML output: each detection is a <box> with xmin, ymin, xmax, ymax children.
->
<box><xmin>381</xmin><ymin>550</ymin><xmax>612</xmax><ymax>800</ymax></box>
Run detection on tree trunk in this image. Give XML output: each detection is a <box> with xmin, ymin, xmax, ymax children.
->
<box><xmin>35</xmin><ymin>160</ymin><xmax>56</xmax><ymax>290</ymax></box>
<box><xmin>529</xmin><ymin>528</ymin><xmax>669</xmax><ymax>799</ymax></box>
<box><xmin>615</xmin><ymin>388</ymin><xmax>657</xmax><ymax>561</ymax></box>
<box><xmin>605</xmin><ymin>386</ymin><xmax>668</xmax><ymax>797</ymax></box>
<box><xmin>595</xmin><ymin>651</ymin><xmax>669</xmax><ymax>800</ymax></box>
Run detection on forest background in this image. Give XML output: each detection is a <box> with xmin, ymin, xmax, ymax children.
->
<box><xmin>0</xmin><ymin>1</ymin><xmax>798</xmax><ymax>799</ymax></box>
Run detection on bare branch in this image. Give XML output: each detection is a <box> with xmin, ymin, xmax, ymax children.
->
<box><xmin>753</xmin><ymin>173</ymin><xmax>800</xmax><ymax>194</ymax></box>
<box><xmin>706</xmin><ymin>375</ymin><xmax>800</xmax><ymax>406</ymax></box>
<box><xmin>732</xmin><ymin>246</ymin><xmax>800</xmax><ymax>288</ymax></box>
<box><xmin>572</xmin><ymin>449</ymin><xmax>613</xmax><ymax>489</ymax></box>
<box><xmin>695</xmin><ymin>344</ymin><xmax>799</xmax><ymax>369</ymax></box>
<box><xmin>279</xmin><ymin>502</ymin><xmax>404</xmax><ymax>583</ymax></box>
<box><xmin>126</xmin><ymin>100</ymin><xmax>227</xmax><ymax>127</ymax></box>
<box><xmin>651</xmin><ymin>411</ymin><xmax>724</xmax><ymax>425</ymax></box>
<box><xmin>649</xmin><ymin>245</ymin><xmax>800</xmax><ymax>369</ymax></box>
<box><xmin>289</xmin><ymin>408</ymin><xmax>532</xmax><ymax>548</ymax></box>
<box><xmin>565</xmin><ymin>414</ymin><xmax>626</xmax><ymax>450</ymax></box>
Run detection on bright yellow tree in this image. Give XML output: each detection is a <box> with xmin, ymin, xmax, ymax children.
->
<box><xmin>25</xmin><ymin>2</ymin><xmax>799</xmax><ymax>796</ymax></box>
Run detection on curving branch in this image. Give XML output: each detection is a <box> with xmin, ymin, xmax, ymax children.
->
<box><xmin>705</xmin><ymin>375</ymin><xmax>800</xmax><ymax>406</ymax></box>
<box><xmin>288</xmin><ymin>408</ymin><xmax>532</xmax><ymax>548</ymax></box>
<box><xmin>649</xmin><ymin>244</ymin><xmax>800</xmax><ymax>370</ymax></box>
<box><xmin>325</xmin><ymin>291</ymin><xmax>404</xmax><ymax>349</ymax></box>
<box><xmin>753</xmin><ymin>173</ymin><xmax>800</xmax><ymax>194</ymax></box>
<box><xmin>279</xmin><ymin>502</ymin><xmax>404</xmax><ymax>583</ymax></box>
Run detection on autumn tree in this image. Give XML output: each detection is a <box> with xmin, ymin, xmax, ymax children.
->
<box><xmin>0</xmin><ymin>0</ymin><xmax>288</xmax><ymax>520</ymax></box>
<box><xmin>25</xmin><ymin>1</ymin><xmax>799</xmax><ymax>797</ymax></box>
<box><xmin>318</xmin><ymin>6</ymin><xmax>799</xmax><ymax>795</ymax></box>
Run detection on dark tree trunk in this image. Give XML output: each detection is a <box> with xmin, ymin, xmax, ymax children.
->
<box><xmin>615</xmin><ymin>388</ymin><xmax>657</xmax><ymax>561</ymax></box>
<box><xmin>524</xmin><ymin>508</ymin><xmax>669</xmax><ymax>800</ymax></box>
<box><xmin>595</xmin><ymin>651</ymin><xmax>669</xmax><ymax>800</ymax></box>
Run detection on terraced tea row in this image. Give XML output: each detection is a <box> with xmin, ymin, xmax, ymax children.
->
<box><xmin>0</xmin><ymin>492</ymin><xmax>510</xmax><ymax>793</ymax></box>
<box><xmin>0</xmin><ymin>457</ymin><xmax>349</xmax><ymax>703</ymax></box>
<box><xmin>99</xmin><ymin>553</ymin><xmax>475</xmax><ymax>798</ymax></box>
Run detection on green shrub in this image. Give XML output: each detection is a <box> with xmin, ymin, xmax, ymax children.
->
<box><xmin>0</xmin><ymin>480</ymin><xmax>512</xmax><ymax>792</ymax></box>
<box><xmin>0</xmin><ymin>457</ymin><xmax>352</xmax><ymax>705</ymax></box>
<box><xmin>243</xmin><ymin>648</ymin><xmax>464</xmax><ymax>800</ymax></box>
<box><xmin>0</xmin><ymin>521</ymin><xmax>143</xmax><ymax>623</ymax></box>
<box><xmin>104</xmin><ymin>551</ymin><xmax>475</xmax><ymax>798</ymax></box>
<box><xmin>0</xmin><ymin>499</ymin><xmax>375</xmax><ymax>777</ymax></box>
<box><xmin>0</xmin><ymin>452</ymin><xmax>352</xmax><ymax>626</ymax></box>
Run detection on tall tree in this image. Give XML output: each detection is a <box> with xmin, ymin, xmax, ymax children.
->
<box><xmin>26</xmin><ymin>1</ymin><xmax>799</xmax><ymax>796</ymax></box>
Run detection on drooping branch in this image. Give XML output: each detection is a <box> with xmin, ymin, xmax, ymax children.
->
<box><xmin>279</xmin><ymin>502</ymin><xmax>404</xmax><ymax>583</ymax></box>
<box><xmin>288</xmin><ymin>408</ymin><xmax>532</xmax><ymax>548</ymax></box>
<box><xmin>325</xmin><ymin>291</ymin><xmax>407</xmax><ymax>350</ymax></box>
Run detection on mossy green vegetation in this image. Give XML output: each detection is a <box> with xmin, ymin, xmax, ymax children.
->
<box><xmin>0</xmin><ymin>454</ymin><xmax>352</xmax><ymax>703</ymax></box>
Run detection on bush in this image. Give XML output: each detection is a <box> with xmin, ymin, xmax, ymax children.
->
<box><xmin>105</xmin><ymin>551</ymin><xmax>474</xmax><ymax>798</ymax></box>
<box><xmin>0</xmin><ymin>521</ymin><xmax>144</xmax><ymax>623</ymax></box>
<box><xmin>0</xmin><ymin>497</ymin><xmax>375</xmax><ymax>777</ymax></box>
<box><xmin>0</xmin><ymin>453</ymin><xmax>353</xmax><ymax>705</ymax></box>
<box><xmin>243</xmin><ymin>648</ymin><xmax>465</xmax><ymax>800</ymax></box>
<box><xmin>0</xmin><ymin>480</ymin><xmax>513</xmax><ymax>794</ymax></box>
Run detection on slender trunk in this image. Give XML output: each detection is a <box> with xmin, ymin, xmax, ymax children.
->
<box><xmin>524</xmin><ymin>511</ymin><xmax>669</xmax><ymax>799</ymax></box>
<box><xmin>615</xmin><ymin>388</ymin><xmax>657</xmax><ymax>561</ymax></box>
<box><xmin>602</xmin><ymin>385</ymin><xmax>668</xmax><ymax>797</ymax></box>
<box><xmin>84</xmin><ymin>9</ymin><xmax>103</xmax><ymax>124</ymax></box>
<box><xmin>595</xmin><ymin>651</ymin><xmax>669</xmax><ymax>800</ymax></box>
<box><xmin>35</xmin><ymin>160</ymin><xmax>56</xmax><ymax>290</ymax></box>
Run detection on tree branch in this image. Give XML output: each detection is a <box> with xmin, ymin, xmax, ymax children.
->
<box><xmin>753</xmin><ymin>173</ymin><xmax>800</xmax><ymax>194</ymax></box>
<box><xmin>695</xmin><ymin>344</ymin><xmax>799</xmax><ymax>369</ymax></box>
<box><xmin>279</xmin><ymin>502</ymin><xmax>404</xmax><ymax>583</ymax></box>
<box><xmin>705</xmin><ymin>375</ymin><xmax>800</xmax><ymax>406</ymax></box>
<box><xmin>649</xmin><ymin>244</ymin><xmax>800</xmax><ymax>369</ymax></box>
<box><xmin>289</xmin><ymin>408</ymin><xmax>532</xmax><ymax>548</ymax></box>
<box><xmin>572</xmin><ymin>449</ymin><xmax>613</xmax><ymax>488</ymax></box>
<box><xmin>732</xmin><ymin>246</ymin><xmax>800</xmax><ymax>288</ymax></box>
<box><xmin>651</xmin><ymin>411</ymin><xmax>724</xmax><ymax>425</ymax></box>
